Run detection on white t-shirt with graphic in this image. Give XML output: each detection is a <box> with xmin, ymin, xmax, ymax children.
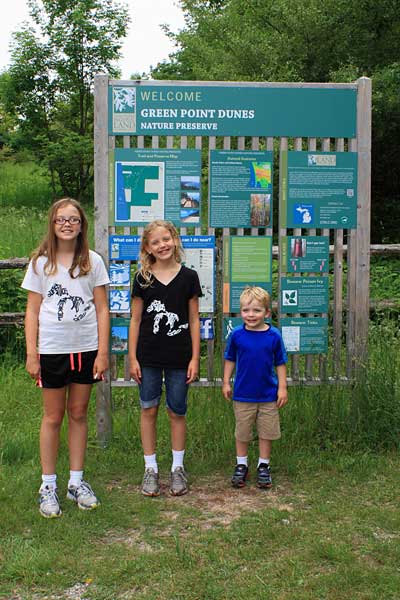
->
<box><xmin>22</xmin><ymin>250</ymin><xmax>109</xmax><ymax>354</ymax></box>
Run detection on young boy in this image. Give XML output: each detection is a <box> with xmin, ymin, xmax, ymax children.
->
<box><xmin>223</xmin><ymin>287</ymin><xmax>288</xmax><ymax>489</ymax></box>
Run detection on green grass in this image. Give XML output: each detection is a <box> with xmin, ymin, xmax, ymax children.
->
<box><xmin>0</xmin><ymin>321</ymin><xmax>399</xmax><ymax>599</ymax></box>
<box><xmin>0</xmin><ymin>161</ymin><xmax>54</xmax><ymax>209</ymax></box>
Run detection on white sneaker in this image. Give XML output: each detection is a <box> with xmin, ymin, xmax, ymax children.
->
<box><xmin>39</xmin><ymin>485</ymin><xmax>62</xmax><ymax>518</ymax></box>
<box><xmin>67</xmin><ymin>480</ymin><xmax>100</xmax><ymax>510</ymax></box>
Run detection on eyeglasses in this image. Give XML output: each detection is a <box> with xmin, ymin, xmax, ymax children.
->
<box><xmin>54</xmin><ymin>216</ymin><xmax>81</xmax><ymax>226</ymax></box>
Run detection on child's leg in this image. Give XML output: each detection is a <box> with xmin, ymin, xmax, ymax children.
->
<box><xmin>168</xmin><ymin>410</ymin><xmax>186</xmax><ymax>452</ymax></box>
<box><xmin>236</xmin><ymin>439</ymin><xmax>249</xmax><ymax>464</ymax></box>
<box><xmin>40</xmin><ymin>387</ymin><xmax>67</xmax><ymax>475</ymax></box>
<box><xmin>231</xmin><ymin>402</ymin><xmax>257</xmax><ymax>487</ymax></box>
<box><xmin>258</xmin><ymin>438</ymin><xmax>272</xmax><ymax>464</ymax></box>
<box><xmin>65</xmin><ymin>383</ymin><xmax>101</xmax><ymax>509</ymax></box>
<box><xmin>66</xmin><ymin>383</ymin><xmax>92</xmax><ymax>471</ymax></box>
<box><xmin>141</xmin><ymin>405</ymin><xmax>159</xmax><ymax>455</ymax></box>
<box><xmin>165</xmin><ymin>369</ymin><xmax>189</xmax><ymax>495</ymax></box>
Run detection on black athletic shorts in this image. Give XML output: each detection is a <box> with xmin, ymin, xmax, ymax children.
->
<box><xmin>39</xmin><ymin>350</ymin><xmax>99</xmax><ymax>388</ymax></box>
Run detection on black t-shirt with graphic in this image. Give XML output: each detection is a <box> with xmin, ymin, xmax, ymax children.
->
<box><xmin>132</xmin><ymin>266</ymin><xmax>202</xmax><ymax>369</ymax></box>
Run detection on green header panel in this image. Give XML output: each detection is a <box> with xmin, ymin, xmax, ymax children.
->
<box><xmin>109</xmin><ymin>84</ymin><xmax>357</xmax><ymax>137</ymax></box>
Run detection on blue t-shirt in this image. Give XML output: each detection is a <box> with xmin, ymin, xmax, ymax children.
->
<box><xmin>224</xmin><ymin>325</ymin><xmax>288</xmax><ymax>402</ymax></box>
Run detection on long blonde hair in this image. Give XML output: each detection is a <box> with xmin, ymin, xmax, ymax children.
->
<box><xmin>137</xmin><ymin>220</ymin><xmax>183</xmax><ymax>287</ymax></box>
<box><xmin>31</xmin><ymin>198</ymin><xmax>90</xmax><ymax>278</ymax></box>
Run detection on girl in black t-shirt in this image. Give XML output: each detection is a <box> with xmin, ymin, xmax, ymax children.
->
<box><xmin>129</xmin><ymin>220</ymin><xmax>202</xmax><ymax>497</ymax></box>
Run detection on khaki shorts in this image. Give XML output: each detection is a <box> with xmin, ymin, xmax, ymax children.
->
<box><xmin>233</xmin><ymin>401</ymin><xmax>281</xmax><ymax>442</ymax></box>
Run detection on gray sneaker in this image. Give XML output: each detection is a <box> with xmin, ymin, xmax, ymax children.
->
<box><xmin>170</xmin><ymin>467</ymin><xmax>188</xmax><ymax>496</ymax></box>
<box><xmin>141</xmin><ymin>468</ymin><xmax>160</xmax><ymax>497</ymax></box>
<box><xmin>67</xmin><ymin>480</ymin><xmax>100</xmax><ymax>510</ymax></box>
<box><xmin>39</xmin><ymin>485</ymin><xmax>62</xmax><ymax>518</ymax></box>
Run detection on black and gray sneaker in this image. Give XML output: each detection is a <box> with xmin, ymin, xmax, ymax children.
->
<box><xmin>67</xmin><ymin>480</ymin><xmax>100</xmax><ymax>510</ymax></box>
<box><xmin>39</xmin><ymin>485</ymin><xmax>62</xmax><ymax>518</ymax></box>
<box><xmin>231</xmin><ymin>464</ymin><xmax>248</xmax><ymax>488</ymax></box>
<box><xmin>257</xmin><ymin>463</ymin><xmax>272</xmax><ymax>489</ymax></box>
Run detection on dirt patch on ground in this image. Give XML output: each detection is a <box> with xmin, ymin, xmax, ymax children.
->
<box><xmin>101</xmin><ymin>474</ymin><xmax>297</xmax><ymax>549</ymax></box>
<box><xmin>160</xmin><ymin>475</ymin><xmax>295</xmax><ymax>530</ymax></box>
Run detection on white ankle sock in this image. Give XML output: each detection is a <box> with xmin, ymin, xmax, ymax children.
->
<box><xmin>171</xmin><ymin>449</ymin><xmax>185</xmax><ymax>471</ymax></box>
<box><xmin>236</xmin><ymin>456</ymin><xmax>248</xmax><ymax>467</ymax></box>
<box><xmin>68</xmin><ymin>470</ymin><xmax>83</xmax><ymax>488</ymax></box>
<box><xmin>144</xmin><ymin>454</ymin><xmax>158</xmax><ymax>473</ymax></box>
<box><xmin>258</xmin><ymin>457</ymin><xmax>270</xmax><ymax>467</ymax></box>
<box><xmin>42</xmin><ymin>474</ymin><xmax>57</xmax><ymax>489</ymax></box>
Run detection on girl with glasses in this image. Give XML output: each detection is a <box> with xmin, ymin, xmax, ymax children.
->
<box><xmin>22</xmin><ymin>198</ymin><xmax>109</xmax><ymax>518</ymax></box>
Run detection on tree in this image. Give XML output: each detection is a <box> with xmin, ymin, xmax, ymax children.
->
<box><xmin>152</xmin><ymin>0</ymin><xmax>400</xmax><ymax>242</ymax></box>
<box><xmin>3</xmin><ymin>0</ymin><xmax>129</xmax><ymax>201</ymax></box>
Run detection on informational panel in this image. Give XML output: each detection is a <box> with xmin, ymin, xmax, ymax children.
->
<box><xmin>280</xmin><ymin>277</ymin><xmax>329</xmax><ymax>313</ymax></box>
<box><xmin>109</xmin><ymin>263</ymin><xmax>130</xmax><ymax>286</ymax></box>
<box><xmin>108</xmin><ymin>235</ymin><xmax>214</xmax><ymax>313</ymax></box>
<box><xmin>111</xmin><ymin>148</ymin><xmax>201</xmax><ymax>226</ymax></box>
<box><xmin>281</xmin><ymin>236</ymin><xmax>329</xmax><ymax>273</ymax></box>
<box><xmin>280</xmin><ymin>317</ymin><xmax>328</xmax><ymax>354</ymax></box>
<box><xmin>182</xmin><ymin>235</ymin><xmax>215</xmax><ymax>314</ymax></box>
<box><xmin>109</xmin><ymin>235</ymin><xmax>141</xmax><ymax>261</ymax></box>
<box><xmin>224</xmin><ymin>236</ymin><xmax>272</xmax><ymax>313</ymax></box>
<box><xmin>282</xmin><ymin>151</ymin><xmax>357</xmax><ymax>228</ymax></box>
<box><xmin>109</xmin><ymin>289</ymin><xmax>130</xmax><ymax>313</ymax></box>
<box><xmin>111</xmin><ymin>317</ymin><xmax>130</xmax><ymax>354</ymax></box>
<box><xmin>109</xmin><ymin>84</ymin><xmax>357</xmax><ymax>137</ymax></box>
<box><xmin>209</xmin><ymin>150</ymin><xmax>273</xmax><ymax>228</ymax></box>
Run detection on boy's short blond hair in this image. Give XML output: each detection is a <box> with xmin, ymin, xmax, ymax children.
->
<box><xmin>240</xmin><ymin>286</ymin><xmax>271</xmax><ymax>310</ymax></box>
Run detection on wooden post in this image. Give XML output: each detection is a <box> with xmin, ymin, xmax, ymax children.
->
<box><xmin>354</xmin><ymin>77</ymin><xmax>372</xmax><ymax>375</ymax></box>
<box><xmin>94</xmin><ymin>74</ymin><xmax>112</xmax><ymax>447</ymax></box>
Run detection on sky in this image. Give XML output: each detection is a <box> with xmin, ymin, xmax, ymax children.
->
<box><xmin>0</xmin><ymin>0</ymin><xmax>185</xmax><ymax>77</ymax></box>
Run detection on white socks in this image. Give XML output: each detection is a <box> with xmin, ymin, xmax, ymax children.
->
<box><xmin>236</xmin><ymin>456</ymin><xmax>248</xmax><ymax>466</ymax></box>
<box><xmin>258</xmin><ymin>457</ymin><xmax>270</xmax><ymax>467</ymax></box>
<box><xmin>144</xmin><ymin>453</ymin><xmax>158</xmax><ymax>473</ymax></box>
<box><xmin>42</xmin><ymin>471</ymin><xmax>84</xmax><ymax>490</ymax></box>
<box><xmin>41</xmin><ymin>474</ymin><xmax>57</xmax><ymax>489</ymax></box>
<box><xmin>68</xmin><ymin>470</ymin><xmax>83</xmax><ymax>488</ymax></box>
<box><xmin>171</xmin><ymin>449</ymin><xmax>185</xmax><ymax>472</ymax></box>
<box><xmin>144</xmin><ymin>451</ymin><xmax>185</xmax><ymax>472</ymax></box>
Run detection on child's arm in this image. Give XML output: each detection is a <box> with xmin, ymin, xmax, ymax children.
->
<box><xmin>93</xmin><ymin>284</ymin><xmax>110</xmax><ymax>379</ymax></box>
<box><xmin>25</xmin><ymin>291</ymin><xmax>42</xmax><ymax>380</ymax></box>
<box><xmin>187</xmin><ymin>296</ymin><xmax>200</xmax><ymax>383</ymax></box>
<box><xmin>222</xmin><ymin>360</ymin><xmax>235</xmax><ymax>399</ymax></box>
<box><xmin>129</xmin><ymin>296</ymin><xmax>144</xmax><ymax>383</ymax></box>
<box><xmin>276</xmin><ymin>363</ymin><xmax>288</xmax><ymax>408</ymax></box>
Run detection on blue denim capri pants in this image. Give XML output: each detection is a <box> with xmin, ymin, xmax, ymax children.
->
<box><xmin>139</xmin><ymin>367</ymin><xmax>188</xmax><ymax>416</ymax></box>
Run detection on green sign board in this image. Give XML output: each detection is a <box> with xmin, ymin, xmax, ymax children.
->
<box><xmin>111</xmin><ymin>148</ymin><xmax>201</xmax><ymax>226</ymax></box>
<box><xmin>281</xmin><ymin>151</ymin><xmax>358</xmax><ymax>229</ymax></box>
<box><xmin>209</xmin><ymin>150</ymin><xmax>273</xmax><ymax>228</ymax></box>
<box><xmin>280</xmin><ymin>317</ymin><xmax>328</xmax><ymax>354</ymax></box>
<box><xmin>111</xmin><ymin>318</ymin><xmax>130</xmax><ymax>354</ymax></box>
<box><xmin>280</xmin><ymin>276</ymin><xmax>329</xmax><ymax>313</ymax></box>
<box><xmin>282</xmin><ymin>236</ymin><xmax>329</xmax><ymax>273</ymax></box>
<box><xmin>224</xmin><ymin>236</ymin><xmax>272</xmax><ymax>313</ymax></box>
<box><xmin>109</xmin><ymin>84</ymin><xmax>357</xmax><ymax>137</ymax></box>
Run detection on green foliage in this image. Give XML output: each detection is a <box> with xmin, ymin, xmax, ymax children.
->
<box><xmin>2</xmin><ymin>0</ymin><xmax>129</xmax><ymax>201</ymax></box>
<box><xmin>152</xmin><ymin>0</ymin><xmax>400</xmax><ymax>243</ymax></box>
<box><xmin>0</xmin><ymin>162</ymin><xmax>54</xmax><ymax>209</ymax></box>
